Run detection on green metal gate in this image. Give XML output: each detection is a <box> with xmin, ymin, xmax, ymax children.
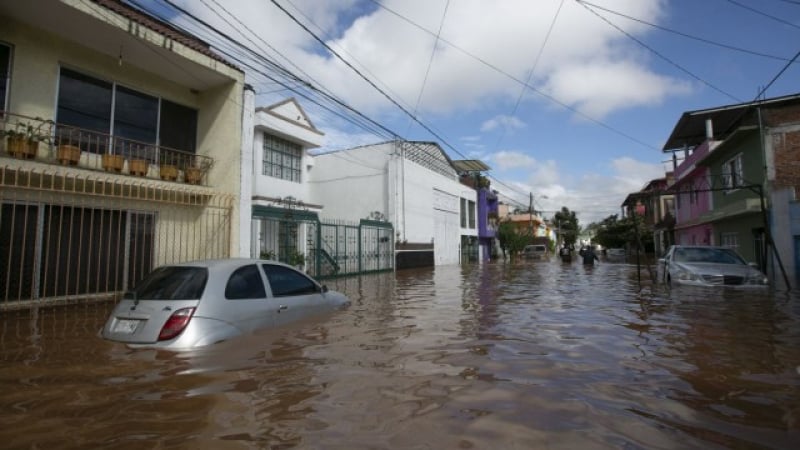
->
<box><xmin>252</xmin><ymin>206</ymin><xmax>393</xmax><ymax>278</ymax></box>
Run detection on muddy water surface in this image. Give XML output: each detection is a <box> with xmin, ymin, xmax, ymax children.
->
<box><xmin>1</xmin><ymin>261</ymin><xmax>798</xmax><ymax>449</ymax></box>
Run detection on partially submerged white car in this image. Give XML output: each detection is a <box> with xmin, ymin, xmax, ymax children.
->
<box><xmin>101</xmin><ymin>259</ymin><xmax>350</xmax><ymax>350</ymax></box>
<box><xmin>660</xmin><ymin>245</ymin><xmax>768</xmax><ymax>287</ymax></box>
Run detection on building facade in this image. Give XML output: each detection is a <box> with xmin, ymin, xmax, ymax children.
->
<box><xmin>0</xmin><ymin>0</ymin><xmax>245</xmax><ymax>305</ymax></box>
<box><xmin>663</xmin><ymin>93</ymin><xmax>800</xmax><ymax>287</ymax></box>
<box><xmin>310</xmin><ymin>140</ymin><xmax>475</xmax><ymax>268</ymax></box>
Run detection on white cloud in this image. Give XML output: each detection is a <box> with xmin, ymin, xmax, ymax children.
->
<box><xmin>491</xmin><ymin>156</ymin><xmax>665</xmax><ymax>224</ymax></box>
<box><xmin>192</xmin><ymin>0</ymin><xmax>683</xmax><ymax>118</ymax></box>
<box><xmin>543</xmin><ymin>61</ymin><xmax>692</xmax><ymax>118</ymax></box>
<box><xmin>480</xmin><ymin>115</ymin><xmax>526</xmax><ymax>133</ymax></box>
<box><xmin>490</xmin><ymin>151</ymin><xmax>537</xmax><ymax>171</ymax></box>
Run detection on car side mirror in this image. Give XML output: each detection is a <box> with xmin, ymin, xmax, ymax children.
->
<box><xmin>747</xmin><ymin>262</ymin><xmax>758</xmax><ymax>268</ymax></box>
<box><xmin>321</xmin><ymin>284</ymin><xmax>329</xmax><ymax>293</ymax></box>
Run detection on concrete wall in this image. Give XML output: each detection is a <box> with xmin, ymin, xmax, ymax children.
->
<box><xmin>310</xmin><ymin>141</ymin><xmax>473</xmax><ymax>265</ymax></box>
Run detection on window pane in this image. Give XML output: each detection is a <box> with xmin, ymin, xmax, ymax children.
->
<box><xmin>225</xmin><ymin>264</ymin><xmax>266</xmax><ymax>299</ymax></box>
<box><xmin>0</xmin><ymin>44</ymin><xmax>10</xmax><ymax>111</ymax></box>
<box><xmin>131</xmin><ymin>266</ymin><xmax>208</xmax><ymax>300</ymax></box>
<box><xmin>262</xmin><ymin>133</ymin><xmax>302</xmax><ymax>183</ymax></box>
<box><xmin>57</xmin><ymin>68</ymin><xmax>112</xmax><ymax>134</ymax></box>
<box><xmin>114</xmin><ymin>85</ymin><xmax>158</xmax><ymax>143</ymax></box>
<box><xmin>159</xmin><ymin>99</ymin><xmax>197</xmax><ymax>153</ymax></box>
<box><xmin>261</xmin><ymin>264</ymin><xmax>318</xmax><ymax>297</ymax></box>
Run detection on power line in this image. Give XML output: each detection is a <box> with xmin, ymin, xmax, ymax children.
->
<box><xmin>578</xmin><ymin>0</ymin><xmax>798</xmax><ymax>63</ymax></box>
<box><xmin>723</xmin><ymin>0</ymin><xmax>800</xmax><ymax>31</ymax></box>
<box><xmin>147</xmin><ymin>0</ymin><xmax>399</xmax><ymax>141</ymax></box>
<box><xmin>494</xmin><ymin>0</ymin><xmax>566</xmax><ymax>152</ymax></box>
<box><xmin>576</xmin><ymin>0</ymin><xmax>742</xmax><ymax>103</ymax></box>
<box><xmin>364</xmin><ymin>0</ymin><xmax>659</xmax><ymax>152</ymax></box>
<box><xmin>407</xmin><ymin>0</ymin><xmax>450</xmax><ymax>134</ymax></box>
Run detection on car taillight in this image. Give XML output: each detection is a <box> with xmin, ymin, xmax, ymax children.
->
<box><xmin>158</xmin><ymin>307</ymin><xmax>195</xmax><ymax>341</ymax></box>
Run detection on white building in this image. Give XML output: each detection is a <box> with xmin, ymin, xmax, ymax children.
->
<box><xmin>244</xmin><ymin>98</ymin><xmax>323</xmax><ymax>263</ymax></box>
<box><xmin>310</xmin><ymin>140</ymin><xmax>477</xmax><ymax>268</ymax></box>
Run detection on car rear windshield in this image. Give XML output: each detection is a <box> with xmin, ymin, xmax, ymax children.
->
<box><xmin>126</xmin><ymin>266</ymin><xmax>208</xmax><ymax>300</ymax></box>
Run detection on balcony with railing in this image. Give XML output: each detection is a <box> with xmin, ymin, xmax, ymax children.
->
<box><xmin>1</xmin><ymin>112</ymin><xmax>213</xmax><ymax>186</ymax></box>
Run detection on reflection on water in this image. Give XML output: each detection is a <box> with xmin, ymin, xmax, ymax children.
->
<box><xmin>1</xmin><ymin>261</ymin><xmax>798</xmax><ymax>449</ymax></box>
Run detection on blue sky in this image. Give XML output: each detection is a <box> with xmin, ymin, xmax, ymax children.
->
<box><xmin>153</xmin><ymin>0</ymin><xmax>800</xmax><ymax>224</ymax></box>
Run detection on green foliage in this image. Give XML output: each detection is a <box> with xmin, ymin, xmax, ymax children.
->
<box><xmin>552</xmin><ymin>206</ymin><xmax>580</xmax><ymax>246</ymax></box>
<box><xmin>591</xmin><ymin>214</ymin><xmax>654</xmax><ymax>250</ymax></box>
<box><xmin>496</xmin><ymin>221</ymin><xmax>533</xmax><ymax>259</ymax></box>
<box><xmin>288</xmin><ymin>250</ymin><xmax>306</xmax><ymax>267</ymax></box>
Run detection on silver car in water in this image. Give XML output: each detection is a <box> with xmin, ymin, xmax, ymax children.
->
<box><xmin>101</xmin><ymin>259</ymin><xmax>350</xmax><ymax>350</ymax></box>
<box><xmin>660</xmin><ymin>245</ymin><xmax>768</xmax><ymax>287</ymax></box>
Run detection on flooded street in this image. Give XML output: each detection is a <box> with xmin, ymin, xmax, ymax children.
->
<box><xmin>1</xmin><ymin>260</ymin><xmax>798</xmax><ymax>449</ymax></box>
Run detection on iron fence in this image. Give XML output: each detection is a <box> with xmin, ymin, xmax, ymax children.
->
<box><xmin>0</xmin><ymin>165</ymin><xmax>234</xmax><ymax>308</ymax></box>
<box><xmin>253</xmin><ymin>214</ymin><xmax>394</xmax><ymax>279</ymax></box>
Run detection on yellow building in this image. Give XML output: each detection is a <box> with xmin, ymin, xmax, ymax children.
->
<box><xmin>0</xmin><ymin>0</ymin><xmax>246</xmax><ymax>306</ymax></box>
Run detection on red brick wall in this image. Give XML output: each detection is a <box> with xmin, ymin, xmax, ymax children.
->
<box><xmin>772</xmin><ymin>129</ymin><xmax>800</xmax><ymax>191</ymax></box>
<box><xmin>763</xmin><ymin>104</ymin><xmax>800</xmax><ymax>193</ymax></box>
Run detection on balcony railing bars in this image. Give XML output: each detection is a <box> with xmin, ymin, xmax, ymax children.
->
<box><xmin>1</xmin><ymin>112</ymin><xmax>213</xmax><ymax>185</ymax></box>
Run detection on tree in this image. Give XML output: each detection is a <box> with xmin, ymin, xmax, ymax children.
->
<box><xmin>552</xmin><ymin>206</ymin><xmax>580</xmax><ymax>247</ymax></box>
<box><xmin>590</xmin><ymin>214</ymin><xmax>654</xmax><ymax>251</ymax></box>
<box><xmin>496</xmin><ymin>220</ymin><xmax>533</xmax><ymax>260</ymax></box>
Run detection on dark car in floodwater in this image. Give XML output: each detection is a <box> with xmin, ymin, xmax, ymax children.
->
<box><xmin>101</xmin><ymin>259</ymin><xmax>350</xmax><ymax>350</ymax></box>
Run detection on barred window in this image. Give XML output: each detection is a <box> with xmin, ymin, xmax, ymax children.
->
<box><xmin>263</xmin><ymin>133</ymin><xmax>302</xmax><ymax>183</ymax></box>
<box><xmin>721</xmin><ymin>232</ymin><xmax>739</xmax><ymax>250</ymax></box>
<box><xmin>722</xmin><ymin>154</ymin><xmax>744</xmax><ymax>191</ymax></box>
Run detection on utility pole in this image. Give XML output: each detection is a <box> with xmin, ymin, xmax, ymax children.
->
<box><xmin>529</xmin><ymin>192</ymin><xmax>533</xmax><ymax>235</ymax></box>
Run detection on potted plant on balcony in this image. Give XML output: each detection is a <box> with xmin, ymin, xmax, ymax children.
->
<box><xmin>56</xmin><ymin>143</ymin><xmax>81</xmax><ymax>165</ymax></box>
<box><xmin>159</xmin><ymin>151</ymin><xmax>178</xmax><ymax>181</ymax></box>
<box><xmin>126</xmin><ymin>146</ymin><xmax>153</xmax><ymax>177</ymax></box>
<box><xmin>2</xmin><ymin>119</ymin><xmax>50</xmax><ymax>160</ymax></box>
<box><xmin>183</xmin><ymin>155</ymin><xmax>212</xmax><ymax>185</ymax></box>
<box><xmin>101</xmin><ymin>152</ymin><xmax>125</xmax><ymax>172</ymax></box>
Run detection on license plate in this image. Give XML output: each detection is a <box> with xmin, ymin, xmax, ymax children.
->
<box><xmin>113</xmin><ymin>319</ymin><xmax>141</xmax><ymax>334</ymax></box>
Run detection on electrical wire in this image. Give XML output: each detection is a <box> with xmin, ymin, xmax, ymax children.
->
<box><xmin>723</xmin><ymin>0</ymin><xmax>800</xmax><ymax>31</ymax></box>
<box><xmin>407</xmin><ymin>0</ymin><xmax>450</xmax><ymax>134</ymax></box>
<box><xmin>493</xmin><ymin>0</ymin><xmax>565</xmax><ymax>152</ymax></box>
<box><xmin>578</xmin><ymin>0</ymin><xmax>798</xmax><ymax>63</ymax></box>
<box><xmin>576</xmin><ymin>0</ymin><xmax>742</xmax><ymax>103</ymax></box>
<box><xmin>364</xmin><ymin>0</ymin><xmax>659</xmax><ymax>152</ymax></box>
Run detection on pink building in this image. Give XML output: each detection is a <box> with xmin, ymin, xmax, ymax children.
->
<box><xmin>671</xmin><ymin>140</ymin><xmax>716</xmax><ymax>246</ymax></box>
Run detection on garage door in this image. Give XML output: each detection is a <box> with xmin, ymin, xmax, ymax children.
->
<box><xmin>433</xmin><ymin>190</ymin><xmax>459</xmax><ymax>265</ymax></box>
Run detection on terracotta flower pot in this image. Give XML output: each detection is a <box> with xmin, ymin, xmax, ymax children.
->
<box><xmin>101</xmin><ymin>154</ymin><xmax>125</xmax><ymax>173</ymax></box>
<box><xmin>129</xmin><ymin>159</ymin><xmax>149</xmax><ymax>176</ymax></box>
<box><xmin>185</xmin><ymin>167</ymin><xmax>203</xmax><ymax>184</ymax></box>
<box><xmin>160</xmin><ymin>164</ymin><xmax>178</xmax><ymax>181</ymax></box>
<box><xmin>57</xmin><ymin>144</ymin><xmax>81</xmax><ymax>166</ymax></box>
<box><xmin>7</xmin><ymin>136</ymin><xmax>37</xmax><ymax>159</ymax></box>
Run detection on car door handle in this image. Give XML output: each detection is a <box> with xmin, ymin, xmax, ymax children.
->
<box><xmin>278</xmin><ymin>305</ymin><xmax>288</xmax><ymax>312</ymax></box>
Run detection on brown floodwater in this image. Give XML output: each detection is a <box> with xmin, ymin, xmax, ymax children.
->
<box><xmin>1</xmin><ymin>260</ymin><xmax>798</xmax><ymax>449</ymax></box>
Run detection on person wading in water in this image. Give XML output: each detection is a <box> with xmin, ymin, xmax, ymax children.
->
<box><xmin>582</xmin><ymin>246</ymin><xmax>599</xmax><ymax>265</ymax></box>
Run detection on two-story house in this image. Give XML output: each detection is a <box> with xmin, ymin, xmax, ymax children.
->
<box><xmin>663</xmin><ymin>93</ymin><xmax>800</xmax><ymax>286</ymax></box>
<box><xmin>453</xmin><ymin>160</ymin><xmax>497</xmax><ymax>262</ymax></box>
<box><xmin>621</xmin><ymin>176</ymin><xmax>675</xmax><ymax>255</ymax></box>
<box><xmin>0</xmin><ymin>0</ymin><xmax>245</xmax><ymax>305</ymax></box>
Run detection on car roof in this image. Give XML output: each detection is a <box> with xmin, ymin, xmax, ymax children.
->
<box><xmin>670</xmin><ymin>245</ymin><xmax>734</xmax><ymax>251</ymax></box>
<box><xmin>164</xmin><ymin>258</ymin><xmax>296</xmax><ymax>271</ymax></box>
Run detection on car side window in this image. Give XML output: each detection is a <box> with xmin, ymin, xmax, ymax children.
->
<box><xmin>261</xmin><ymin>264</ymin><xmax>319</xmax><ymax>297</ymax></box>
<box><xmin>225</xmin><ymin>264</ymin><xmax>267</xmax><ymax>299</ymax></box>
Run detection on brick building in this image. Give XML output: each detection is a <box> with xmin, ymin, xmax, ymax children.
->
<box><xmin>663</xmin><ymin>93</ymin><xmax>800</xmax><ymax>288</ymax></box>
